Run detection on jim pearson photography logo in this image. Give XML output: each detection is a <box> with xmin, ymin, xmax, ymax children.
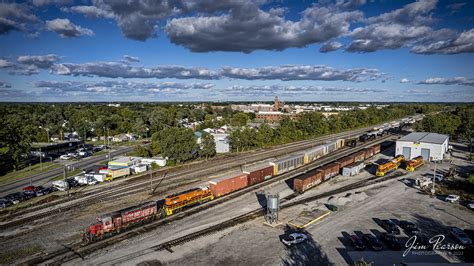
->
<box><xmin>403</xmin><ymin>234</ymin><xmax>465</xmax><ymax>257</ymax></box>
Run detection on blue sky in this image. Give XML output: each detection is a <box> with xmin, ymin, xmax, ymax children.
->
<box><xmin>0</xmin><ymin>0</ymin><xmax>473</xmax><ymax>102</ymax></box>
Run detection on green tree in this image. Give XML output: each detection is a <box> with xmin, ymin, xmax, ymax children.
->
<box><xmin>133</xmin><ymin>144</ymin><xmax>152</xmax><ymax>158</ymax></box>
<box><xmin>200</xmin><ymin>133</ymin><xmax>216</xmax><ymax>159</ymax></box>
<box><xmin>256</xmin><ymin>123</ymin><xmax>274</xmax><ymax>147</ymax></box>
<box><xmin>230</xmin><ymin>112</ymin><xmax>249</xmax><ymax>127</ymax></box>
<box><xmin>0</xmin><ymin>115</ymin><xmax>32</xmax><ymax>171</ymax></box>
<box><xmin>156</xmin><ymin>127</ymin><xmax>197</xmax><ymax>162</ymax></box>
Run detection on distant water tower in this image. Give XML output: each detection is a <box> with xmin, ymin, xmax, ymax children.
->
<box><xmin>266</xmin><ymin>193</ymin><xmax>279</xmax><ymax>224</ymax></box>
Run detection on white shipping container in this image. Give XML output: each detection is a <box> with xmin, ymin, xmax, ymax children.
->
<box><xmin>342</xmin><ymin>162</ymin><xmax>365</xmax><ymax>177</ymax></box>
<box><xmin>132</xmin><ymin>164</ymin><xmax>148</xmax><ymax>174</ymax></box>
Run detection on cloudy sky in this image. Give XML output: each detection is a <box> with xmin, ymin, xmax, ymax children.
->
<box><xmin>0</xmin><ymin>0</ymin><xmax>473</xmax><ymax>102</ymax></box>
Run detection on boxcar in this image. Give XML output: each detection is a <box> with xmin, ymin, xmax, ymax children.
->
<box><xmin>318</xmin><ymin>163</ymin><xmax>340</xmax><ymax>180</ymax></box>
<box><xmin>363</xmin><ymin>148</ymin><xmax>374</xmax><ymax>159</ymax></box>
<box><xmin>294</xmin><ymin>169</ymin><xmax>323</xmax><ymax>193</ymax></box>
<box><xmin>271</xmin><ymin>153</ymin><xmax>305</xmax><ymax>176</ymax></box>
<box><xmin>209</xmin><ymin>172</ymin><xmax>248</xmax><ymax>198</ymax></box>
<box><xmin>350</xmin><ymin>151</ymin><xmax>366</xmax><ymax>163</ymax></box>
<box><xmin>243</xmin><ymin>161</ymin><xmax>274</xmax><ymax>186</ymax></box>
<box><xmin>371</xmin><ymin>144</ymin><xmax>381</xmax><ymax>154</ymax></box>
<box><xmin>336</xmin><ymin>156</ymin><xmax>354</xmax><ymax>169</ymax></box>
<box><xmin>303</xmin><ymin>145</ymin><xmax>327</xmax><ymax>164</ymax></box>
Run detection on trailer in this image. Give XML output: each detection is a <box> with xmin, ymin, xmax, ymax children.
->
<box><xmin>105</xmin><ymin>167</ymin><xmax>130</xmax><ymax>181</ymax></box>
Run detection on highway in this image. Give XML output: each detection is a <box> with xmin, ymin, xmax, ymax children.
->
<box><xmin>0</xmin><ymin>146</ymin><xmax>134</xmax><ymax>197</ymax></box>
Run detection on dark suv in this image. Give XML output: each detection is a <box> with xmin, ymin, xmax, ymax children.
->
<box><xmin>399</xmin><ymin>220</ymin><xmax>420</xmax><ymax>236</ymax></box>
<box><xmin>381</xmin><ymin>219</ymin><xmax>400</xmax><ymax>235</ymax></box>
<box><xmin>363</xmin><ymin>234</ymin><xmax>383</xmax><ymax>251</ymax></box>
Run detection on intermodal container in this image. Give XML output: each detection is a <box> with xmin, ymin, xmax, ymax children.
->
<box><xmin>371</xmin><ymin>144</ymin><xmax>381</xmax><ymax>154</ymax></box>
<box><xmin>350</xmin><ymin>151</ymin><xmax>366</xmax><ymax>162</ymax></box>
<box><xmin>318</xmin><ymin>163</ymin><xmax>340</xmax><ymax>180</ymax></box>
<box><xmin>294</xmin><ymin>169</ymin><xmax>323</xmax><ymax>193</ymax></box>
<box><xmin>243</xmin><ymin>161</ymin><xmax>274</xmax><ymax>186</ymax></box>
<box><xmin>335</xmin><ymin>156</ymin><xmax>354</xmax><ymax>169</ymax></box>
<box><xmin>336</xmin><ymin>139</ymin><xmax>345</xmax><ymax>149</ymax></box>
<box><xmin>209</xmin><ymin>173</ymin><xmax>248</xmax><ymax>197</ymax></box>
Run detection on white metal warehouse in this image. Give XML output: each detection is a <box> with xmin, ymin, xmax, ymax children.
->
<box><xmin>395</xmin><ymin>132</ymin><xmax>449</xmax><ymax>161</ymax></box>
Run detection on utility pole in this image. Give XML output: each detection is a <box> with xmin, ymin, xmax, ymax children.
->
<box><xmin>149</xmin><ymin>170</ymin><xmax>153</xmax><ymax>194</ymax></box>
<box><xmin>108</xmin><ymin>127</ymin><xmax>111</xmax><ymax>162</ymax></box>
<box><xmin>431</xmin><ymin>158</ymin><xmax>436</xmax><ymax>196</ymax></box>
<box><xmin>39</xmin><ymin>147</ymin><xmax>42</xmax><ymax>170</ymax></box>
<box><xmin>64</xmin><ymin>165</ymin><xmax>69</xmax><ymax>197</ymax></box>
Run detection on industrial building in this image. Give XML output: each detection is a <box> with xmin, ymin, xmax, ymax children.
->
<box><xmin>395</xmin><ymin>132</ymin><xmax>449</xmax><ymax>161</ymax></box>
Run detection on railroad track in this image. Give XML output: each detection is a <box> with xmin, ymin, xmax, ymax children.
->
<box><xmin>0</xmin><ymin>124</ymin><xmax>390</xmax><ymax>227</ymax></box>
<box><xmin>23</xmin><ymin>135</ymin><xmax>396</xmax><ymax>264</ymax></box>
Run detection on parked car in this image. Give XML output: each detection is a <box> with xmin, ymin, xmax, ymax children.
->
<box><xmin>467</xmin><ymin>202</ymin><xmax>474</xmax><ymax>210</ymax></box>
<box><xmin>0</xmin><ymin>199</ymin><xmax>12</xmax><ymax>209</ymax></box>
<box><xmin>380</xmin><ymin>233</ymin><xmax>402</xmax><ymax>250</ymax></box>
<box><xmin>363</xmin><ymin>234</ymin><xmax>383</xmax><ymax>251</ymax></box>
<box><xmin>399</xmin><ymin>221</ymin><xmax>420</xmax><ymax>236</ymax></box>
<box><xmin>349</xmin><ymin>235</ymin><xmax>366</xmax><ymax>250</ymax></box>
<box><xmin>445</xmin><ymin>194</ymin><xmax>460</xmax><ymax>203</ymax></box>
<box><xmin>6</xmin><ymin>192</ymin><xmax>26</xmax><ymax>204</ymax></box>
<box><xmin>433</xmin><ymin>173</ymin><xmax>444</xmax><ymax>182</ymax></box>
<box><xmin>449</xmin><ymin>227</ymin><xmax>473</xmax><ymax>245</ymax></box>
<box><xmin>67</xmin><ymin>178</ymin><xmax>80</xmax><ymax>188</ymax></box>
<box><xmin>60</xmin><ymin>154</ymin><xmax>71</xmax><ymax>160</ymax></box>
<box><xmin>23</xmin><ymin>190</ymin><xmax>36</xmax><ymax>199</ymax></box>
<box><xmin>22</xmin><ymin>185</ymin><xmax>36</xmax><ymax>191</ymax></box>
<box><xmin>38</xmin><ymin>186</ymin><xmax>55</xmax><ymax>195</ymax></box>
<box><xmin>282</xmin><ymin>233</ymin><xmax>308</xmax><ymax>246</ymax></box>
<box><xmin>381</xmin><ymin>219</ymin><xmax>400</xmax><ymax>235</ymax></box>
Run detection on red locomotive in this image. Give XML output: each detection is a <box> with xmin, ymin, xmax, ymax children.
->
<box><xmin>83</xmin><ymin>201</ymin><xmax>158</xmax><ymax>242</ymax></box>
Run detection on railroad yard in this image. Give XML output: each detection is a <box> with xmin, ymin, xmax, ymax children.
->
<box><xmin>1</xmin><ymin>118</ymin><xmax>473</xmax><ymax>265</ymax></box>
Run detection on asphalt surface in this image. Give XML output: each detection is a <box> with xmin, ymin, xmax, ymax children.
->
<box><xmin>0</xmin><ymin>146</ymin><xmax>134</xmax><ymax>197</ymax></box>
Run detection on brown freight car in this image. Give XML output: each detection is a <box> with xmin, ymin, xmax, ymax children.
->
<box><xmin>335</xmin><ymin>156</ymin><xmax>354</xmax><ymax>169</ymax></box>
<box><xmin>209</xmin><ymin>172</ymin><xmax>248</xmax><ymax>198</ymax></box>
<box><xmin>350</xmin><ymin>151</ymin><xmax>366</xmax><ymax>162</ymax></box>
<box><xmin>363</xmin><ymin>148</ymin><xmax>374</xmax><ymax>159</ymax></box>
<box><xmin>243</xmin><ymin>160</ymin><xmax>274</xmax><ymax>186</ymax></box>
<box><xmin>294</xmin><ymin>169</ymin><xmax>323</xmax><ymax>193</ymax></box>
<box><xmin>318</xmin><ymin>163</ymin><xmax>340</xmax><ymax>180</ymax></box>
<box><xmin>371</xmin><ymin>144</ymin><xmax>381</xmax><ymax>154</ymax></box>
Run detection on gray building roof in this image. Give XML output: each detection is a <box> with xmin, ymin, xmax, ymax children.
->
<box><xmin>398</xmin><ymin>132</ymin><xmax>449</xmax><ymax>144</ymax></box>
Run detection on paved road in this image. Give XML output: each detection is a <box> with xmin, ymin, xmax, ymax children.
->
<box><xmin>0</xmin><ymin>146</ymin><xmax>134</xmax><ymax>197</ymax></box>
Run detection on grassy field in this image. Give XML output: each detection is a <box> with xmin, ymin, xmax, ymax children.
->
<box><xmin>0</xmin><ymin>162</ymin><xmax>62</xmax><ymax>185</ymax></box>
<box><xmin>0</xmin><ymin>245</ymin><xmax>43</xmax><ymax>264</ymax></box>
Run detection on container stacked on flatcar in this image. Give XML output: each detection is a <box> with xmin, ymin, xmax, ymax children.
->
<box><xmin>303</xmin><ymin>145</ymin><xmax>327</xmax><ymax>164</ymax></box>
<box><xmin>318</xmin><ymin>163</ymin><xmax>340</xmax><ymax>181</ymax></box>
<box><xmin>83</xmin><ymin>201</ymin><xmax>157</xmax><ymax>242</ymax></box>
<box><xmin>243</xmin><ymin>160</ymin><xmax>274</xmax><ymax>186</ymax></box>
<box><xmin>209</xmin><ymin>171</ymin><xmax>249</xmax><ymax>198</ymax></box>
<box><xmin>336</xmin><ymin>139</ymin><xmax>345</xmax><ymax>149</ymax></box>
<box><xmin>271</xmin><ymin>153</ymin><xmax>305</xmax><ymax>176</ymax></box>
<box><xmin>293</xmin><ymin>169</ymin><xmax>323</xmax><ymax>193</ymax></box>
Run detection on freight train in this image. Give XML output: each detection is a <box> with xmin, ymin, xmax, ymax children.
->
<box><xmin>83</xmin><ymin>135</ymin><xmax>388</xmax><ymax>242</ymax></box>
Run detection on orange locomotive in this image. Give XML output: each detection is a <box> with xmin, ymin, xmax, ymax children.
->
<box><xmin>406</xmin><ymin>156</ymin><xmax>424</xmax><ymax>171</ymax></box>
<box><xmin>164</xmin><ymin>186</ymin><xmax>214</xmax><ymax>215</ymax></box>
<box><xmin>376</xmin><ymin>155</ymin><xmax>405</xmax><ymax>176</ymax></box>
